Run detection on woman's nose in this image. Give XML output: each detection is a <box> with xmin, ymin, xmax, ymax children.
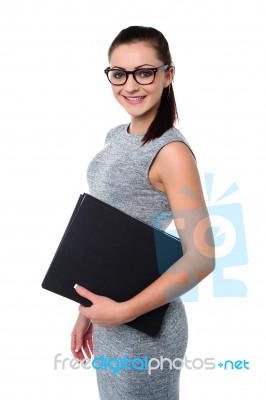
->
<box><xmin>123</xmin><ymin>74</ymin><xmax>139</xmax><ymax>92</ymax></box>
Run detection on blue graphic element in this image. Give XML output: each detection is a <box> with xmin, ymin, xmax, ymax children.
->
<box><xmin>208</xmin><ymin>202</ymin><xmax>248</xmax><ymax>297</ymax></box>
<box><xmin>152</xmin><ymin>173</ymin><xmax>248</xmax><ymax>300</ymax></box>
<box><xmin>212</xmin><ymin>226</ymin><xmax>225</xmax><ymax>247</ymax></box>
<box><xmin>215</xmin><ymin>182</ymin><xmax>239</xmax><ymax>203</ymax></box>
<box><xmin>205</xmin><ymin>172</ymin><xmax>214</xmax><ymax>204</ymax></box>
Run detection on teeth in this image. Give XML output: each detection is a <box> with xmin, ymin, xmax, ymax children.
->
<box><xmin>126</xmin><ymin>97</ymin><xmax>144</xmax><ymax>101</ymax></box>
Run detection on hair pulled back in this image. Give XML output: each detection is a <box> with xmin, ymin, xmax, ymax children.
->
<box><xmin>108</xmin><ymin>26</ymin><xmax>178</xmax><ymax>145</ymax></box>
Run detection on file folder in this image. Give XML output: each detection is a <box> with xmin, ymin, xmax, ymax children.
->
<box><xmin>41</xmin><ymin>193</ymin><xmax>183</xmax><ymax>336</ymax></box>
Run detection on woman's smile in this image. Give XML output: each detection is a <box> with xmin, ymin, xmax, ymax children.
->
<box><xmin>122</xmin><ymin>95</ymin><xmax>147</xmax><ymax>104</ymax></box>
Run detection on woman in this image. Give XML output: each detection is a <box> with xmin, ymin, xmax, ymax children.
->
<box><xmin>71</xmin><ymin>26</ymin><xmax>215</xmax><ymax>399</ymax></box>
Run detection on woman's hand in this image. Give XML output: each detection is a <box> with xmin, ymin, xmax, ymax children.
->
<box><xmin>74</xmin><ymin>284</ymin><xmax>136</xmax><ymax>328</ymax></box>
<box><xmin>71</xmin><ymin>312</ymin><xmax>93</xmax><ymax>361</ymax></box>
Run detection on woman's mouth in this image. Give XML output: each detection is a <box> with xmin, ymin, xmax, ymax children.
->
<box><xmin>123</xmin><ymin>96</ymin><xmax>146</xmax><ymax>104</ymax></box>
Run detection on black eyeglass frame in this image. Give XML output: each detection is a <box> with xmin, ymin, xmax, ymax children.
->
<box><xmin>104</xmin><ymin>64</ymin><xmax>170</xmax><ymax>86</ymax></box>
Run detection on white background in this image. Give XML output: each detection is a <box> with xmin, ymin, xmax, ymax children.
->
<box><xmin>0</xmin><ymin>0</ymin><xmax>265</xmax><ymax>398</ymax></box>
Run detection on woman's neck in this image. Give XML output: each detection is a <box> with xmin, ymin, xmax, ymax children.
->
<box><xmin>129</xmin><ymin>115</ymin><xmax>154</xmax><ymax>135</ymax></box>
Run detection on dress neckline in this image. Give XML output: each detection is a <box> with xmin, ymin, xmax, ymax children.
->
<box><xmin>125</xmin><ymin>124</ymin><xmax>145</xmax><ymax>137</ymax></box>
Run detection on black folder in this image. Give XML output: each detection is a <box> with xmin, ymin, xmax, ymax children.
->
<box><xmin>41</xmin><ymin>193</ymin><xmax>183</xmax><ymax>336</ymax></box>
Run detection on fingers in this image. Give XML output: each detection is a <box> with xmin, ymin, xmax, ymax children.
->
<box><xmin>82</xmin><ymin>339</ymin><xmax>92</xmax><ymax>359</ymax></box>
<box><xmin>74</xmin><ymin>284</ymin><xmax>97</xmax><ymax>303</ymax></box>
<box><xmin>88</xmin><ymin>333</ymin><xmax>94</xmax><ymax>355</ymax></box>
<box><xmin>71</xmin><ymin>321</ymin><xmax>93</xmax><ymax>362</ymax></box>
<box><xmin>71</xmin><ymin>332</ymin><xmax>85</xmax><ymax>360</ymax></box>
<box><xmin>83</xmin><ymin>324</ymin><xmax>94</xmax><ymax>357</ymax></box>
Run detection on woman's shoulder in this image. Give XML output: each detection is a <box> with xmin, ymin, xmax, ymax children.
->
<box><xmin>104</xmin><ymin>124</ymin><xmax>127</xmax><ymax>144</ymax></box>
<box><xmin>157</xmin><ymin>126</ymin><xmax>196</xmax><ymax>161</ymax></box>
<box><xmin>160</xmin><ymin>126</ymin><xmax>189</xmax><ymax>143</ymax></box>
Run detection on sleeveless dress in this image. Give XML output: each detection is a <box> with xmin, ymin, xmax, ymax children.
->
<box><xmin>87</xmin><ymin>124</ymin><xmax>195</xmax><ymax>400</ymax></box>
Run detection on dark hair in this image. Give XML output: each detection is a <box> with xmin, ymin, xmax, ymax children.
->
<box><xmin>108</xmin><ymin>26</ymin><xmax>178</xmax><ymax>145</ymax></box>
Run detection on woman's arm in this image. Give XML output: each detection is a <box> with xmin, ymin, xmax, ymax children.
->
<box><xmin>124</xmin><ymin>141</ymin><xmax>215</xmax><ymax>320</ymax></box>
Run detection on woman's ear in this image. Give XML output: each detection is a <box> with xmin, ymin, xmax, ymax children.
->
<box><xmin>164</xmin><ymin>66</ymin><xmax>175</xmax><ymax>88</ymax></box>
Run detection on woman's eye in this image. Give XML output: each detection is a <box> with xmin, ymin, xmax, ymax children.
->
<box><xmin>138</xmin><ymin>70</ymin><xmax>153</xmax><ymax>78</ymax></box>
<box><xmin>111</xmin><ymin>71</ymin><xmax>126</xmax><ymax>80</ymax></box>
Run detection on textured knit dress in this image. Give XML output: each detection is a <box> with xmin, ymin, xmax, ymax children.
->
<box><xmin>87</xmin><ymin>124</ymin><xmax>195</xmax><ymax>400</ymax></box>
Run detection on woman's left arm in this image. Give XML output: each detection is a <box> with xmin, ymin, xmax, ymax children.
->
<box><xmin>123</xmin><ymin>141</ymin><xmax>215</xmax><ymax>320</ymax></box>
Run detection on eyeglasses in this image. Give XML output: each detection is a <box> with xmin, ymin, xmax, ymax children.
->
<box><xmin>104</xmin><ymin>64</ymin><xmax>169</xmax><ymax>86</ymax></box>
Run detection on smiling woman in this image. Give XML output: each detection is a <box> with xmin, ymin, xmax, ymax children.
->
<box><xmin>71</xmin><ymin>25</ymin><xmax>215</xmax><ymax>400</ymax></box>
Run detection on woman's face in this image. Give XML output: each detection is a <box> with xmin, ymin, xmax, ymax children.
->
<box><xmin>108</xmin><ymin>41</ymin><xmax>174</xmax><ymax>125</ymax></box>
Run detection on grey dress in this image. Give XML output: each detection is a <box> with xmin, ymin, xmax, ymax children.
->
<box><xmin>87</xmin><ymin>124</ymin><xmax>194</xmax><ymax>400</ymax></box>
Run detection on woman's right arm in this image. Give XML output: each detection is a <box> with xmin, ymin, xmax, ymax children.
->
<box><xmin>71</xmin><ymin>312</ymin><xmax>93</xmax><ymax>361</ymax></box>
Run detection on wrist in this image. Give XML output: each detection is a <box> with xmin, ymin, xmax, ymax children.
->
<box><xmin>78</xmin><ymin>312</ymin><xmax>90</xmax><ymax>323</ymax></box>
<box><xmin>120</xmin><ymin>299</ymin><xmax>138</xmax><ymax>324</ymax></box>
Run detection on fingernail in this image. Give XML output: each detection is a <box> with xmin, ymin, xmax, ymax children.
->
<box><xmin>74</xmin><ymin>284</ymin><xmax>78</xmax><ymax>289</ymax></box>
<box><xmin>75</xmin><ymin>347</ymin><xmax>79</xmax><ymax>352</ymax></box>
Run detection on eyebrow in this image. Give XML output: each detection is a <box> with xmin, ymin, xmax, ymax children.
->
<box><xmin>111</xmin><ymin>64</ymin><xmax>156</xmax><ymax>70</ymax></box>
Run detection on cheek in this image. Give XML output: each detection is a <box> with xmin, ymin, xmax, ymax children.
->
<box><xmin>150</xmin><ymin>81</ymin><xmax>165</xmax><ymax>97</ymax></box>
<box><xmin>151</xmin><ymin>87</ymin><xmax>164</xmax><ymax>103</ymax></box>
<box><xmin>112</xmin><ymin>87</ymin><xmax>122</xmax><ymax>100</ymax></box>
<box><xmin>111</xmin><ymin>86</ymin><xmax>117</xmax><ymax>96</ymax></box>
